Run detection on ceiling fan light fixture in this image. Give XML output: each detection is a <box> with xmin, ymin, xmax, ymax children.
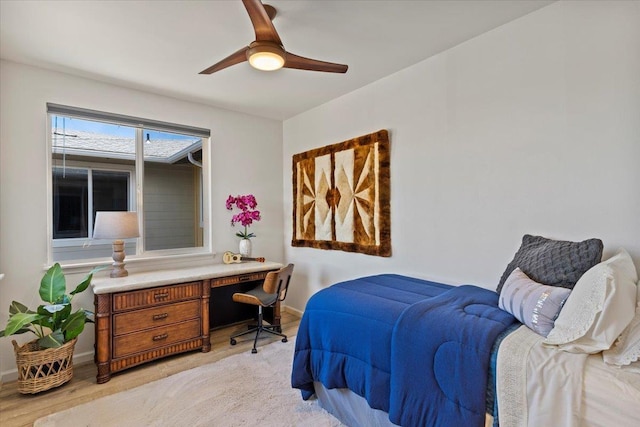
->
<box><xmin>247</xmin><ymin>42</ymin><xmax>285</xmax><ymax>71</ymax></box>
<box><xmin>199</xmin><ymin>1</ymin><xmax>348</xmax><ymax>75</ymax></box>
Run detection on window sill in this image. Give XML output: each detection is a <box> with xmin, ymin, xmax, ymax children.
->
<box><xmin>47</xmin><ymin>251</ymin><xmax>217</xmax><ymax>276</ymax></box>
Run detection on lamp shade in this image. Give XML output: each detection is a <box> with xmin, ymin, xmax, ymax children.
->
<box><xmin>93</xmin><ymin>212</ymin><xmax>140</xmax><ymax>240</ymax></box>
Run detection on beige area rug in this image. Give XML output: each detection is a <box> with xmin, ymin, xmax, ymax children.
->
<box><xmin>34</xmin><ymin>338</ymin><xmax>344</xmax><ymax>427</ymax></box>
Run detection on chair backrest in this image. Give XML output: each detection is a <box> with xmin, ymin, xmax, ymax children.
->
<box><xmin>262</xmin><ymin>263</ymin><xmax>294</xmax><ymax>302</ymax></box>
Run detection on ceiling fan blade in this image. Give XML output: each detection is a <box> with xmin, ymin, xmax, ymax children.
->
<box><xmin>242</xmin><ymin>0</ymin><xmax>282</xmax><ymax>45</ymax></box>
<box><xmin>284</xmin><ymin>52</ymin><xmax>348</xmax><ymax>74</ymax></box>
<box><xmin>199</xmin><ymin>46</ymin><xmax>249</xmax><ymax>74</ymax></box>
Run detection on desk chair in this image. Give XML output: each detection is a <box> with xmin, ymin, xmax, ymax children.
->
<box><xmin>230</xmin><ymin>263</ymin><xmax>294</xmax><ymax>353</ymax></box>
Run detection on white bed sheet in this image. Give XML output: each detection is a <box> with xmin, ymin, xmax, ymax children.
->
<box><xmin>582</xmin><ymin>354</ymin><xmax>640</xmax><ymax>426</ymax></box>
<box><xmin>498</xmin><ymin>325</ymin><xmax>640</xmax><ymax>427</ymax></box>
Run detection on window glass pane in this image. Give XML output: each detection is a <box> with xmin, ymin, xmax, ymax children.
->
<box><xmin>52</xmin><ymin>116</ymin><xmax>136</xmax><ymax>160</ymax></box>
<box><xmin>52</xmin><ymin>167</ymin><xmax>88</xmax><ymax>239</ymax></box>
<box><xmin>143</xmin><ymin>129</ymin><xmax>203</xmax><ymax>251</ymax></box>
<box><xmin>92</xmin><ymin>170</ymin><xmax>130</xmax><ymax>222</ymax></box>
<box><xmin>51</xmin><ymin>116</ymin><xmax>136</xmax><ymax>262</ymax></box>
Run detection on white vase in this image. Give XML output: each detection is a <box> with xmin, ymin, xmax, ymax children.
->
<box><xmin>239</xmin><ymin>238</ymin><xmax>252</xmax><ymax>257</ymax></box>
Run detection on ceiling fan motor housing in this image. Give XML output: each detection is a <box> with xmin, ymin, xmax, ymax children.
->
<box><xmin>247</xmin><ymin>41</ymin><xmax>286</xmax><ymax>71</ymax></box>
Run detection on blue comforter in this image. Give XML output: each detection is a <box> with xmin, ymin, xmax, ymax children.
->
<box><xmin>291</xmin><ymin>274</ymin><xmax>516</xmax><ymax>427</ymax></box>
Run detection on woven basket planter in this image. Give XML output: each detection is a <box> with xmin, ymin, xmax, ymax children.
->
<box><xmin>11</xmin><ymin>338</ymin><xmax>77</xmax><ymax>394</ymax></box>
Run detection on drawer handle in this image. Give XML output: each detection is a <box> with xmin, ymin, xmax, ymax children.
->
<box><xmin>152</xmin><ymin>313</ymin><xmax>169</xmax><ymax>321</ymax></box>
<box><xmin>238</xmin><ymin>275</ymin><xmax>251</xmax><ymax>282</ymax></box>
<box><xmin>154</xmin><ymin>293</ymin><xmax>169</xmax><ymax>300</ymax></box>
<box><xmin>152</xmin><ymin>333</ymin><xmax>168</xmax><ymax>341</ymax></box>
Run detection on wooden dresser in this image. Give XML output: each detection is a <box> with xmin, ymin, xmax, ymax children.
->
<box><xmin>92</xmin><ymin>262</ymin><xmax>282</xmax><ymax>383</ymax></box>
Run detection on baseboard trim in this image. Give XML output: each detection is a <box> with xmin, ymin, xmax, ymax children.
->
<box><xmin>282</xmin><ymin>305</ymin><xmax>303</xmax><ymax>317</ymax></box>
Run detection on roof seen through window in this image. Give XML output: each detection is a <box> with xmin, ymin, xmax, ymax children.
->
<box><xmin>51</xmin><ymin>116</ymin><xmax>201</xmax><ymax>163</ymax></box>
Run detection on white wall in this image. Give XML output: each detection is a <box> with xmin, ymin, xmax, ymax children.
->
<box><xmin>283</xmin><ymin>1</ymin><xmax>640</xmax><ymax>312</ymax></box>
<box><xmin>0</xmin><ymin>60</ymin><xmax>284</xmax><ymax>380</ymax></box>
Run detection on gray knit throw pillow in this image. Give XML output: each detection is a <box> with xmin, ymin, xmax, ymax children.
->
<box><xmin>496</xmin><ymin>234</ymin><xmax>603</xmax><ymax>293</ymax></box>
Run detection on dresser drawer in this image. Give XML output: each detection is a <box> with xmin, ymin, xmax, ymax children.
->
<box><xmin>112</xmin><ymin>281</ymin><xmax>202</xmax><ymax>312</ymax></box>
<box><xmin>112</xmin><ymin>318</ymin><xmax>201</xmax><ymax>359</ymax></box>
<box><xmin>113</xmin><ymin>300</ymin><xmax>200</xmax><ymax>336</ymax></box>
<box><xmin>210</xmin><ymin>271</ymin><xmax>268</xmax><ymax>287</ymax></box>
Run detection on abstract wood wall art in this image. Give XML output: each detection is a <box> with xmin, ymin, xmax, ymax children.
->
<box><xmin>292</xmin><ymin>129</ymin><xmax>391</xmax><ymax>256</ymax></box>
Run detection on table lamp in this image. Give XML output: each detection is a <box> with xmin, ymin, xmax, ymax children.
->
<box><xmin>93</xmin><ymin>211</ymin><xmax>140</xmax><ymax>278</ymax></box>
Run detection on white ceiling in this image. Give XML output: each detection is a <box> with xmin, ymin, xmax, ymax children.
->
<box><xmin>0</xmin><ymin>0</ymin><xmax>553</xmax><ymax>121</ymax></box>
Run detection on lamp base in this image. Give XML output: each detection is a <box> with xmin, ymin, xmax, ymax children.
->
<box><xmin>110</xmin><ymin>240</ymin><xmax>129</xmax><ymax>278</ymax></box>
<box><xmin>109</xmin><ymin>264</ymin><xmax>129</xmax><ymax>278</ymax></box>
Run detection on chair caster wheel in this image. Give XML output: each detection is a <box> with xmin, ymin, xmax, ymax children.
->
<box><xmin>251</xmin><ymin>348</ymin><xmax>257</xmax><ymax>354</ymax></box>
<box><xmin>230</xmin><ymin>338</ymin><xmax>236</xmax><ymax>345</ymax></box>
<box><xmin>282</xmin><ymin>337</ymin><xmax>288</xmax><ymax>343</ymax></box>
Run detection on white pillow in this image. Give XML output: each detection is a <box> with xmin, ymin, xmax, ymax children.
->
<box><xmin>603</xmin><ymin>279</ymin><xmax>640</xmax><ymax>366</ymax></box>
<box><xmin>544</xmin><ymin>248</ymin><xmax>638</xmax><ymax>353</ymax></box>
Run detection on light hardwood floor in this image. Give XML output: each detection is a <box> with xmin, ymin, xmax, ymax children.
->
<box><xmin>0</xmin><ymin>311</ymin><xmax>300</xmax><ymax>427</ymax></box>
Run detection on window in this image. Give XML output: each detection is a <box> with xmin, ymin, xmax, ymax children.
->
<box><xmin>47</xmin><ymin>104</ymin><xmax>210</xmax><ymax>264</ymax></box>
<box><xmin>52</xmin><ymin>167</ymin><xmax>131</xmax><ymax>239</ymax></box>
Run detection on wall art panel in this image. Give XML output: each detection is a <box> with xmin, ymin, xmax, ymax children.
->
<box><xmin>292</xmin><ymin>129</ymin><xmax>391</xmax><ymax>257</ymax></box>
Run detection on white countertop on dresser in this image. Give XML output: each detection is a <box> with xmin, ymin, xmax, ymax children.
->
<box><xmin>91</xmin><ymin>261</ymin><xmax>283</xmax><ymax>294</ymax></box>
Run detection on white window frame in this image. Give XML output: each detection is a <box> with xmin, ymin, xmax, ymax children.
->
<box><xmin>46</xmin><ymin>105</ymin><xmax>213</xmax><ymax>270</ymax></box>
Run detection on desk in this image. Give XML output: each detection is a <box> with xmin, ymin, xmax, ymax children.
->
<box><xmin>92</xmin><ymin>261</ymin><xmax>282</xmax><ymax>383</ymax></box>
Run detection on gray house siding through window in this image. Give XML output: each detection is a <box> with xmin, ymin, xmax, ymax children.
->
<box><xmin>144</xmin><ymin>162</ymin><xmax>200</xmax><ymax>251</ymax></box>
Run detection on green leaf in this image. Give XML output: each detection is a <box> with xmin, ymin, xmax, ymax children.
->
<box><xmin>55</xmin><ymin>294</ymin><xmax>71</xmax><ymax>305</ymax></box>
<box><xmin>69</xmin><ymin>265</ymin><xmax>107</xmax><ymax>296</ymax></box>
<box><xmin>42</xmin><ymin>304</ymin><xmax>66</xmax><ymax>314</ymax></box>
<box><xmin>40</xmin><ymin>263</ymin><xmax>66</xmax><ymax>304</ymax></box>
<box><xmin>1</xmin><ymin>327</ymin><xmax>34</xmax><ymax>337</ymax></box>
<box><xmin>35</xmin><ymin>316</ymin><xmax>53</xmax><ymax>330</ymax></box>
<box><xmin>62</xmin><ymin>310</ymin><xmax>87</xmax><ymax>341</ymax></box>
<box><xmin>38</xmin><ymin>330</ymin><xmax>65</xmax><ymax>348</ymax></box>
<box><xmin>9</xmin><ymin>301</ymin><xmax>32</xmax><ymax>315</ymax></box>
<box><xmin>7</xmin><ymin>328</ymin><xmax>32</xmax><ymax>336</ymax></box>
<box><xmin>70</xmin><ymin>273</ymin><xmax>93</xmax><ymax>296</ymax></box>
<box><xmin>3</xmin><ymin>312</ymin><xmax>42</xmax><ymax>336</ymax></box>
<box><xmin>58</xmin><ymin>303</ymin><xmax>72</xmax><ymax>323</ymax></box>
<box><xmin>37</xmin><ymin>303</ymin><xmax>70</xmax><ymax>331</ymax></box>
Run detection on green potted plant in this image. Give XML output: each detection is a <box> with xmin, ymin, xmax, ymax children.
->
<box><xmin>0</xmin><ymin>263</ymin><xmax>100</xmax><ymax>393</ymax></box>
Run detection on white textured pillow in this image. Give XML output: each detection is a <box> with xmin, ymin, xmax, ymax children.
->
<box><xmin>603</xmin><ymin>279</ymin><xmax>640</xmax><ymax>366</ymax></box>
<box><xmin>544</xmin><ymin>248</ymin><xmax>638</xmax><ymax>353</ymax></box>
<box><xmin>499</xmin><ymin>268</ymin><xmax>571</xmax><ymax>337</ymax></box>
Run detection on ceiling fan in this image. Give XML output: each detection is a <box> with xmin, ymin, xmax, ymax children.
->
<box><xmin>199</xmin><ymin>0</ymin><xmax>348</xmax><ymax>75</ymax></box>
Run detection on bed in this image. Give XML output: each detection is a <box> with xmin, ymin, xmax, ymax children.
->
<box><xmin>291</xmin><ymin>236</ymin><xmax>640</xmax><ymax>427</ymax></box>
<box><xmin>291</xmin><ymin>274</ymin><xmax>517</xmax><ymax>426</ymax></box>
